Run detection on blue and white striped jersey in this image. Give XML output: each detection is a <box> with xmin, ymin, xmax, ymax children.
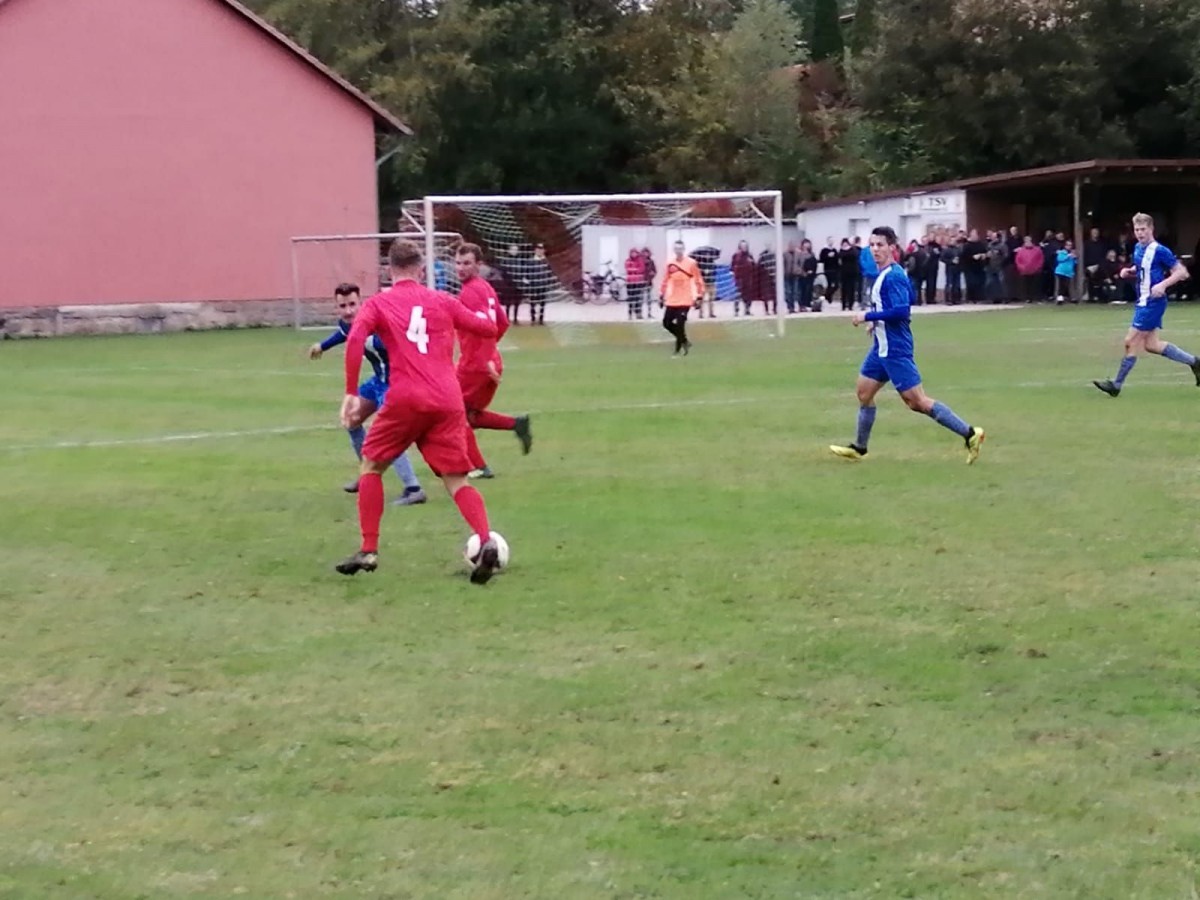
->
<box><xmin>320</xmin><ymin>320</ymin><xmax>389</xmax><ymax>383</ymax></box>
<box><xmin>1133</xmin><ymin>240</ymin><xmax>1178</xmax><ymax>306</ymax></box>
<box><xmin>864</xmin><ymin>263</ymin><xmax>915</xmax><ymax>359</ymax></box>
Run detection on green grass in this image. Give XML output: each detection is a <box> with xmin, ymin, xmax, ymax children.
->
<box><xmin>2</xmin><ymin>308</ymin><xmax>1200</xmax><ymax>899</ymax></box>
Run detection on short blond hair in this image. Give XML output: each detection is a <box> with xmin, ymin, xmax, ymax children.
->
<box><xmin>389</xmin><ymin>238</ymin><xmax>423</xmax><ymax>269</ymax></box>
<box><xmin>1132</xmin><ymin>212</ymin><xmax>1154</xmax><ymax>229</ymax></box>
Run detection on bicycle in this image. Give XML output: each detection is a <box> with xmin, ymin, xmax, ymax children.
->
<box><xmin>575</xmin><ymin>260</ymin><xmax>625</xmax><ymax>305</ymax></box>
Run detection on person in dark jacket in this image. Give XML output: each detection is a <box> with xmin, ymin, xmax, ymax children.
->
<box><xmin>838</xmin><ymin>238</ymin><xmax>860</xmax><ymax>311</ymax></box>
<box><xmin>818</xmin><ymin>237</ymin><xmax>841</xmax><ymax>308</ymax></box>
<box><xmin>961</xmin><ymin>229</ymin><xmax>988</xmax><ymax>304</ymax></box>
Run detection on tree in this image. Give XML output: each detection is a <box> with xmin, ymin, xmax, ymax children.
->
<box><xmin>809</xmin><ymin>0</ymin><xmax>843</xmax><ymax>63</ymax></box>
<box><xmin>847</xmin><ymin>0</ymin><xmax>876</xmax><ymax>55</ymax></box>
<box><xmin>716</xmin><ymin>0</ymin><xmax>816</xmax><ymax>198</ymax></box>
<box><xmin>1083</xmin><ymin>0</ymin><xmax>1200</xmax><ymax>158</ymax></box>
<box><xmin>849</xmin><ymin>0</ymin><xmax>1124</xmax><ymax>183</ymax></box>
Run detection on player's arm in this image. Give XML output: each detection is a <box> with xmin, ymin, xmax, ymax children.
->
<box><xmin>310</xmin><ymin>327</ymin><xmax>345</xmax><ymax>359</ymax></box>
<box><xmin>449</xmin><ymin>295</ymin><xmax>498</xmax><ymax>338</ymax></box>
<box><xmin>494</xmin><ymin>300</ymin><xmax>511</xmax><ymax>341</ymax></box>
<box><xmin>861</xmin><ymin>274</ymin><xmax>910</xmax><ymax>324</ymax></box>
<box><xmin>343</xmin><ymin>304</ymin><xmax>375</xmax><ymax>395</ymax></box>
<box><xmin>691</xmin><ymin>261</ymin><xmax>706</xmax><ymax>294</ymax></box>
<box><xmin>1151</xmin><ymin>260</ymin><xmax>1190</xmax><ymax>296</ymax></box>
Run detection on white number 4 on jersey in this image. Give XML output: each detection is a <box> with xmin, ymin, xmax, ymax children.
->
<box><xmin>407</xmin><ymin>306</ymin><xmax>429</xmax><ymax>354</ymax></box>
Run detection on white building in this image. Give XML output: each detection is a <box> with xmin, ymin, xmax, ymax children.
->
<box><xmin>800</xmin><ymin>190</ymin><xmax>968</xmax><ymax>246</ymax></box>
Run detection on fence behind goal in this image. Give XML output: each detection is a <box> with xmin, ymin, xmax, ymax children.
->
<box><xmin>290</xmin><ymin>231</ymin><xmax>462</xmax><ymax>329</ymax></box>
<box><xmin>403</xmin><ymin>191</ymin><xmax>786</xmax><ymax>332</ymax></box>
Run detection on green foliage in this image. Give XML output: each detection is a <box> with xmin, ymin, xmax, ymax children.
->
<box><xmin>847</xmin><ymin>0</ymin><xmax>876</xmax><ymax>55</ymax></box>
<box><xmin>243</xmin><ymin>0</ymin><xmax>1200</xmax><ymax>205</ymax></box>
<box><xmin>716</xmin><ymin>0</ymin><xmax>816</xmax><ymax>197</ymax></box>
<box><xmin>809</xmin><ymin>0</ymin><xmax>843</xmax><ymax>62</ymax></box>
<box><xmin>848</xmin><ymin>0</ymin><xmax>1122</xmax><ymax>183</ymax></box>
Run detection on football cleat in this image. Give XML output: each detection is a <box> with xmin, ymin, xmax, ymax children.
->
<box><xmin>335</xmin><ymin>551</ymin><xmax>378</xmax><ymax>576</ymax></box>
<box><xmin>468</xmin><ymin>466</ymin><xmax>495</xmax><ymax>480</ymax></box>
<box><xmin>1092</xmin><ymin>379</ymin><xmax>1121</xmax><ymax>397</ymax></box>
<box><xmin>469</xmin><ymin>538</ymin><xmax>501</xmax><ymax>585</ymax></box>
<box><xmin>1190</xmin><ymin>358</ymin><xmax>1200</xmax><ymax>387</ymax></box>
<box><xmin>343</xmin><ymin>479</ymin><xmax>360</xmax><ymax>494</ymax></box>
<box><xmin>965</xmin><ymin>427</ymin><xmax>985</xmax><ymax>465</ymax></box>
<box><xmin>829</xmin><ymin>444</ymin><xmax>867</xmax><ymax>460</ymax></box>
<box><xmin>514</xmin><ymin>415</ymin><xmax>533</xmax><ymax>455</ymax></box>
<box><xmin>393</xmin><ymin>489</ymin><xmax>427</xmax><ymax>507</ymax></box>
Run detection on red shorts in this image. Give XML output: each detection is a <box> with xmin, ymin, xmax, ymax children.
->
<box><xmin>457</xmin><ymin>364</ymin><xmax>501</xmax><ymax>413</ymax></box>
<box><xmin>361</xmin><ymin>405</ymin><xmax>472</xmax><ymax>476</ymax></box>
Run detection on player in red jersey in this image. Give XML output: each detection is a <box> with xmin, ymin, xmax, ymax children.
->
<box><xmin>454</xmin><ymin>243</ymin><xmax>533</xmax><ymax>478</ymax></box>
<box><xmin>336</xmin><ymin>239</ymin><xmax>503</xmax><ymax>584</ymax></box>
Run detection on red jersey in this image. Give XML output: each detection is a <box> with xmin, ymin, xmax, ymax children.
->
<box><xmin>456</xmin><ymin>275</ymin><xmax>510</xmax><ymax>373</ymax></box>
<box><xmin>346</xmin><ymin>279</ymin><xmax>496</xmax><ymax>412</ymax></box>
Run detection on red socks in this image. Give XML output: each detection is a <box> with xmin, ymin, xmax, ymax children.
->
<box><xmin>358</xmin><ymin>472</ymin><xmax>384</xmax><ymax>553</ymax></box>
<box><xmin>464</xmin><ymin>427</ymin><xmax>487</xmax><ymax>471</ymax></box>
<box><xmin>473</xmin><ymin>411</ymin><xmax>516</xmax><ymax>430</ymax></box>
<box><xmin>453</xmin><ymin>485</ymin><xmax>491</xmax><ymax>541</ymax></box>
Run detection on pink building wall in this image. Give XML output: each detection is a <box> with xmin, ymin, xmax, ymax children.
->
<box><xmin>0</xmin><ymin>0</ymin><xmax>381</xmax><ymax>307</ymax></box>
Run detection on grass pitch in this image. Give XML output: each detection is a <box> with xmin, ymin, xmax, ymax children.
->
<box><xmin>2</xmin><ymin>307</ymin><xmax>1199</xmax><ymax>899</ymax></box>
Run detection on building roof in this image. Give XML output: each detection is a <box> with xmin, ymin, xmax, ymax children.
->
<box><xmin>0</xmin><ymin>0</ymin><xmax>412</xmax><ymax>135</ymax></box>
<box><xmin>799</xmin><ymin>159</ymin><xmax>1200</xmax><ymax>211</ymax></box>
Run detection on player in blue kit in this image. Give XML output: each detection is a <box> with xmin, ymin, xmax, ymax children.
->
<box><xmin>830</xmin><ymin>226</ymin><xmax>985</xmax><ymax>464</ymax></box>
<box><xmin>1092</xmin><ymin>212</ymin><xmax>1197</xmax><ymax>397</ymax></box>
<box><xmin>309</xmin><ymin>283</ymin><xmax>427</xmax><ymax>505</ymax></box>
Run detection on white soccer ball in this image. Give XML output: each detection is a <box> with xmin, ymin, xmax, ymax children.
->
<box><xmin>464</xmin><ymin>531</ymin><xmax>510</xmax><ymax>570</ymax></box>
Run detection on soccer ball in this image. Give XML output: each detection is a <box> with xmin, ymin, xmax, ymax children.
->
<box><xmin>464</xmin><ymin>531</ymin><xmax>510</xmax><ymax>570</ymax></box>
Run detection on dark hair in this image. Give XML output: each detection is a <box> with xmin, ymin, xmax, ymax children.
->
<box><xmin>334</xmin><ymin>282</ymin><xmax>360</xmax><ymax>299</ymax></box>
<box><xmin>388</xmin><ymin>238</ymin><xmax>423</xmax><ymax>269</ymax></box>
<box><xmin>870</xmin><ymin>226</ymin><xmax>898</xmax><ymax>246</ymax></box>
<box><xmin>457</xmin><ymin>242</ymin><xmax>484</xmax><ymax>263</ymax></box>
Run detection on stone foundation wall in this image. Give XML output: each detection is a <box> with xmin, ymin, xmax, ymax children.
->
<box><xmin>0</xmin><ymin>299</ymin><xmax>330</xmax><ymax>338</ymax></box>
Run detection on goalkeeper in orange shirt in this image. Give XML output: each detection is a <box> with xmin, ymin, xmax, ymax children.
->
<box><xmin>658</xmin><ymin>240</ymin><xmax>706</xmax><ymax>356</ymax></box>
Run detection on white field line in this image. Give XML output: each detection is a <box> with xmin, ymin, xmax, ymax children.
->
<box><xmin>1</xmin><ymin>424</ymin><xmax>339</xmax><ymax>452</ymax></box>
<box><xmin>2</xmin><ymin>375</ymin><xmax>1195</xmax><ymax>453</ymax></box>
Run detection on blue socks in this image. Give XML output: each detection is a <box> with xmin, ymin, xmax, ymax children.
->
<box><xmin>348</xmin><ymin>426</ymin><xmax>420</xmax><ymax>490</ymax></box>
<box><xmin>392</xmin><ymin>453</ymin><xmax>422</xmax><ymax>491</ymax></box>
<box><xmin>1161</xmin><ymin>343</ymin><xmax>1196</xmax><ymax>366</ymax></box>
<box><xmin>347</xmin><ymin>426</ymin><xmax>366</xmax><ymax>460</ymax></box>
<box><xmin>855</xmin><ymin>405</ymin><xmax>876</xmax><ymax>449</ymax></box>
<box><xmin>929</xmin><ymin>401</ymin><xmax>972</xmax><ymax>439</ymax></box>
<box><xmin>1114</xmin><ymin>355</ymin><xmax>1137</xmax><ymax>388</ymax></box>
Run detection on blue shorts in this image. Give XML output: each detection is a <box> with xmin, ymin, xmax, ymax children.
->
<box><xmin>358</xmin><ymin>375</ymin><xmax>388</xmax><ymax>409</ymax></box>
<box><xmin>1131</xmin><ymin>300</ymin><xmax>1167</xmax><ymax>332</ymax></box>
<box><xmin>860</xmin><ymin>347</ymin><xmax>922</xmax><ymax>393</ymax></box>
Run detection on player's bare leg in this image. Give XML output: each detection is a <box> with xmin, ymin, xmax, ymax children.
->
<box><xmin>442</xmin><ymin>474</ymin><xmax>500</xmax><ymax>585</ymax></box>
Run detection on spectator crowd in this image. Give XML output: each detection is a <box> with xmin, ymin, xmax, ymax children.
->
<box><xmin>426</xmin><ymin>225</ymin><xmax>1198</xmax><ymax>324</ymax></box>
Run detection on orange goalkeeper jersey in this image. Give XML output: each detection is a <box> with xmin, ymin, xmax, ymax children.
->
<box><xmin>659</xmin><ymin>256</ymin><xmax>705</xmax><ymax>308</ymax></box>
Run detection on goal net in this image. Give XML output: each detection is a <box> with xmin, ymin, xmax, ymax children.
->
<box><xmin>402</xmin><ymin>191</ymin><xmax>786</xmax><ymax>333</ymax></box>
<box><xmin>290</xmin><ymin>230</ymin><xmax>463</xmax><ymax>329</ymax></box>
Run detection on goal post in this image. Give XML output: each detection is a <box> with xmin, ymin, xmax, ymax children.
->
<box><xmin>408</xmin><ymin>190</ymin><xmax>787</xmax><ymax>334</ymax></box>
<box><xmin>289</xmin><ymin>230</ymin><xmax>462</xmax><ymax>330</ymax></box>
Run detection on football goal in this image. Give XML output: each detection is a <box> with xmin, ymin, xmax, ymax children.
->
<box><xmin>403</xmin><ymin>190</ymin><xmax>786</xmax><ymax>333</ymax></box>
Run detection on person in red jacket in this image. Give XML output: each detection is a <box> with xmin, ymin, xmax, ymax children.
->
<box><xmin>730</xmin><ymin>240</ymin><xmax>758</xmax><ymax>316</ymax></box>
<box><xmin>624</xmin><ymin>247</ymin><xmax>647</xmax><ymax>320</ymax></box>
<box><xmin>1014</xmin><ymin>235</ymin><xmax>1044</xmax><ymax>303</ymax></box>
